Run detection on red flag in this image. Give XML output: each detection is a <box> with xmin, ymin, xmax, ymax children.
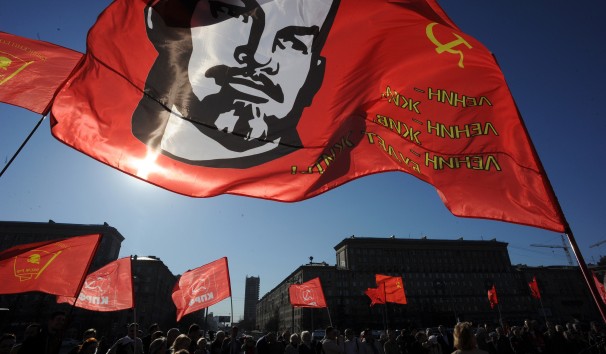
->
<box><xmin>289</xmin><ymin>277</ymin><xmax>327</xmax><ymax>308</ymax></box>
<box><xmin>0</xmin><ymin>32</ymin><xmax>82</xmax><ymax>114</ymax></box>
<box><xmin>0</xmin><ymin>234</ymin><xmax>101</xmax><ymax>297</ymax></box>
<box><xmin>51</xmin><ymin>0</ymin><xmax>565</xmax><ymax>232</ymax></box>
<box><xmin>488</xmin><ymin>285</ymin><xmax>498</xmax><ymax>309</ymax></box>
<box><xmin>376</xmin><ymin>274</ymin><xmax>407</xmax><ymax>304</ymax></box>
<box><xmin>56</xmin><ymin>257</ymin><xmax>134</xmax><ymax>311</ymax></box>
<box><xmin>528</xmin><ymin>276</ymin><xmax>541</xmax><ymax>300</ymax></box>
<box><xmin>364</xmin><ymin>282</ymin><xmax>386</xmax><ymax>306</ymax></box>
<box><xmin>172</xmin><ymin>257</ymin><xmax>231</xmax><ymax>321</ymax></box>
<box><xmin>593</xmin><ymin>272</ymin><xmax>606</xmax><ymax>304</ymax></box>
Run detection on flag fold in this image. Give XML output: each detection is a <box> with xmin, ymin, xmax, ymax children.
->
<box><xmin>528</xmin><ymin>276</ymin><xmax>541</xmax><ymax>300</ymax></box>
<box><xmin>376</xmin><ymin>274</ymin><xmax>407</xmax><ymax>304</ymax></box>
<box><xmin>488</xmin><ymin>285</ymin><xmax>498</xmax><ymax>309</ymax></box>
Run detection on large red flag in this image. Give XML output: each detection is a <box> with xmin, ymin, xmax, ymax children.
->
<box><xmin>488</xmin><ymin>285</ymin><xmax>498</xmax><ymax>309</ymax></box>
<box><xmin>528</xmin><ymin>276</ymin><xmax>541</xmax><ymax>300</ymax></box>
<box><xmin>289</xmin><ymin>277</ymin><xmax>327</xmax><ymax>308</ymax></box>
<box><xmin>364</xmin><ymin>282</ymin><xmax>386</xmax><ymax>307</ymax></box>
<box><xmin>376</xmin><ymin>274</ymin><xmax>407</xmax><ymax>304</ymax></box>
<box><xmin>56</xmin><ymin>257</ymin><xmax>134</xmax><ymax>311</ymax></box>
<box><xmin>50</xmin><ymin>0</ymin><xmax>565</xmax><ymax>232</ymax></box>
<box><xmin>0</xmin><ymin>32</ymin><xmax>82</xmax><ymax>114</ymax></box>
<box><xmin>0</xmin><ymin>234</ymin><xmax>101</xmax><ymax>297</ymax></box>
<box><xmin>172</xmin><ymin>257</ymin><xmax>231</xmax><ymax>321</ymax></box>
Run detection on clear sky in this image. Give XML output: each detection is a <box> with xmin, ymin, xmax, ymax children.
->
<box><xmin>1</xmin><ymin>1</ymin><xmax>605</xmax><ymax>321</ymax></box>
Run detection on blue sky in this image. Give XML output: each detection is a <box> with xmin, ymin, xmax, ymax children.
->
<box><xmin>1</xmin><ymin>1</ymin><xmax>605</xmax><ymax>321</ymax></box>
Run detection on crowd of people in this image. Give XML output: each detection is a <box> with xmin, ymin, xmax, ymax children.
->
<box><xmin>1</xmin><ymin>311</ymin><xmax>605</xmax><ymax>354</ymax></box>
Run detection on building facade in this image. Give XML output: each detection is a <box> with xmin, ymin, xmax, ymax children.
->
<box><xmin>243</xmin><ymin>276</ymin><xmax>260</xmax><ymax>328</ymax></box>
<box><xmin>256</xmin><ymin>236</ymin><xmax>599</xmax><ymax>332</ymax></box>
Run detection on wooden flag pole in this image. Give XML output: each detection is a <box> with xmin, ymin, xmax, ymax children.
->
<box><xmin>538</xmin><ymin>295</ymin><xmax>548</xmax><ymax>325</ymax></box>
<box><xmin>326</xmin><ymin>307</ymin><xmax>333</xmax><ymax>327</ymax></box>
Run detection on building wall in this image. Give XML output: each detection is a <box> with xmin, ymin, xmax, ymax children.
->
<box><xmin>257</xmin><ymin>237</ymin><xmax>600</xmax><ymax>333</ymax></box>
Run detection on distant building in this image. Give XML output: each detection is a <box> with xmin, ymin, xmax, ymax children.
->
<box><xmin>243</xmin><ymin>276</ymin><xmax>260</xmax><ymax>328</ymax></box>
<box><xmin>0</xmin><ymin>221</ymin><xmax>177</xmax><ymax>339</ymax></box>
<box><xmin>256</xmin><ymin>236</ymin><xmax>600</xmax><ymax>332</ymax></box>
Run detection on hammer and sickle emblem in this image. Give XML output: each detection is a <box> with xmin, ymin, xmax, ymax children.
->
<box><xmin>426</xmin><ymin>22</ymin><xmax>472</xmax><ymax>68</ymax></box>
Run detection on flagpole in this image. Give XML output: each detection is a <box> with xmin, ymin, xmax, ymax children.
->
<box><xmin>496</xmin><ymin>302</ymin><xmax>503</xmax><ymax>328</ymax></box>
<box><xmin>538</xmin><ymin>296</ymin><xmax>548</xmax><ymax>325</ymax></box>
<box><xmin>291</xmin><ymin>306</ymin><xmax>294</xmax><ymax>333</ymax></box>
<box><xmin>326</xmin><ymin>307</ymin><xmax>333</xmax><ymax>327</ymax></box>
<box><xmin>0</xmin><ymin>115</ymin><xmax>46</xmax><ymax>179</ymax></box>
<box><xmin>493</xmin><ymin>56</ymin><xmax>606</xmax><ymax>324</ymax></box>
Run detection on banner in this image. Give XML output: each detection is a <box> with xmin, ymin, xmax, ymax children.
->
<box><xmin>488</xmin><ymin>285</ymin><xmax>498</xmax><ymax>309</ymax></box>
<box><xmin>0</xmin><ymin>234</ymin><xmax>101</xmax><ymax>297</ymax></box>
<box><xmin>50</xmin><ymin>0</ymin><xmax>565</xmax><ymax>232</ymax></box>
<box><xmin>172</xmin><ymin>257</ymin><xmax>231</xmax><ymax>321</ymax></box>
<box><xmin>376</xmin><ymin>274</ymin><xmax>407</xmax><ymax>304</ymax></box>
<box><xmin>0</xmin><ymin>31</ymin><xmax>82</xmax><ymax>114</ymax></box>
<box><xmin>593</xmin><ymin>272</ymin><xmax>606</xmax><ymax>304</ymax></box>
<box><xmin>528</xmin><ymin>276</ymin><xmax>541</xmax><ymax>300</ymax></box>
<box><xmin>57</xmin><ymin>257</ymin><xmax>134</xmax><ymax>311</ymax></box>
<box><xmin>289</xmin><ymin>277</ymin><xmax>327</xmax><ymax>308</ymax></box>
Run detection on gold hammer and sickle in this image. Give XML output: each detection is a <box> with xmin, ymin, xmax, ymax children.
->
<box><xmin>426</xmin><ymin>22</ymin><xmax>472</xmax><ymax>68</ymax></box>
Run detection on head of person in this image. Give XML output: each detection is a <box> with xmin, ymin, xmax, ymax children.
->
<box><xmin>453</xmin><ymin>322</ymin><xmax>476</xmax><ymax>351</ymax></box>
<box><xmin>197</xmin><ymin>337</ymin><xmax>208</xmax><ymax>349</ymax></box>
<box><xmin>149</xmin><ymin>337</ymin><xmax>168</xmax><ymax>354</ymax></box>
<box><xmin>83</xmin><ymin>328</ymin><xmax>97</xmax><ymax>341</ymax></box>
<box><xmin>325</xmin><ymin>327</ymin><xmax>337</xmax><ymax>340</ymax></box>
<box><xmin>290</xmin><ymin>333</ymin><xmax>300</xmax><ymax>346</ymax></box>
<box><xmin>23</xmin><ymin>323</ymin><xmax>41</xmax><ymax>339</ymax></box>
<box><xmin>172</xmin><ymin>334</ymin><xmax>192</xmax><ymax>351</ymax></box>
<box><xmin>414</xmin><ymin>332</ymin><xmax>426</xmax><ymax>343</ymax></box>
<box><xmin>344</xmin><ymin>329</ymin><xmax>354</xmax><ymax>340</ymax></box>
<box><xmin>48</xmin><ymin>311</ymin><xmax>66</xmax><ymax>334</ymax></box>
<box><xmin>133</xmin><ymin>0</ymin><xmax>341</xmax><ymax>168</ymax></box>
<box><xmin>167</xmin><ymin>328</ymin><xmax>181</xmax><ymax>346</ymax></box>
<box><xmin>265</xmin><ymin>332</ymin><xmax>276</xmax><ymax>343</ymax></box>
<box><xmin>300</xmin><ymin>331</ymin><xmax>311</xmax><ymax>343</ymax></box>
<box><xmin>152</xmin><ymin>330</ymin><xmax>164</xmax><ymax>341</ymax></box>
<box><xmin>0</xmin><ymin>333</ymin><xmax>16</xmax><ymax>354</ymax></box>
<box><xmin>215</xmin><ymin>330</ymin><xmax>226</xmax><ymax>343</ymax></box>
<box><xmin>231</xmin><ymin>326</ymin><xmax>239</xmax><ymax>338</ymax></box>
<box><xmin>362</xmin><ymin>329</ymin><xmax>374</xmax><ymax>343</ymax></box>
<box><xmin>127</xmin><ymin>323</ymin><xmax>139</xmax><ymax>339</ymax></box>
<box><xmin>189</xmin><ymin>324</ymin><xmax>202</xmax><ymax>341</ymax></box>
<box><xmin>78</xmin><ymin>338</ymin><xmax>99</xmax><ymax>354</ymax></box>
<box><xmin>149</xmin><ymin>323</ymin><xmax>160</xmax><ymax>335</ymax></box>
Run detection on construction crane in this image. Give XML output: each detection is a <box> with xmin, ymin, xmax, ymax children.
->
<box><xmin>590</xmin><ymin>240</ymin><xmax>606</xmax><ymax>248</ymax></box>
<box><xmin>530</xmin><ymin>234</ymin><xmax>574</xmax><ymax>266</ymax></box>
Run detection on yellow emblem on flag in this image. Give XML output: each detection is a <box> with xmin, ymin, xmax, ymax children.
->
<box><xmin>0</xmin><ymin>50</ymin><xmax>34</xmax><ymax>86</ymax></box>
<box><xmin>425</xmin><ymin>22</ymin><xmax>472</xmax><ymax>68</ymax></box>
<box><xmin>13</xmin><ymin>249</ymin><xmax>62</xmax><ymax>281</ymax></box>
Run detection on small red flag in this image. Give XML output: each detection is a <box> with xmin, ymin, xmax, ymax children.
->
<box><xmin>0</xmin><ymin>31</ymin><xmax>82</xmax><ymax>114</ymax></box>
<box><xmin>289</xmin><ymin>277</ymin><xmax>327</xmax><ymax>308</ymax></box>
<box><xmin>488</xmin><ymin>285</ymin><xmax>498</xmax><ymax>309</ymax></box>
<box><xmin>0</xmin><ymin>234</ymin><xmax>101</xmax><ymax>297</ymax></box>
<box><xmin>50</xmin><ymin>0</ymin><xmax>566</xmax><ymax>233</ymax></box>
<box><xmin>56</xmin><ymin>257</ymin><xmax>134</xmax><ymax>311</ymax></box>
<box><xmin>172</xmin><ymin>257</ymin><xmax>231</xmax><ymax>321</ymax></box>
<box><xmin>593</xmin><ymin>272</ymin><xmax>606</xmax><ymax>304</ymax></box>
<box><xmin>376</xmin><ymin>274</ymin><xmax>407</xmax><ymax>304</ymax></box>
<box><xmin>528</xmin><ymin>276</ymin><xmax>541</xmax><ymax>300</ymax></box>
<box><xmin>365</xmin><ymin>282</ymin><xmax>386</xmax><ymax>307</ymax></box>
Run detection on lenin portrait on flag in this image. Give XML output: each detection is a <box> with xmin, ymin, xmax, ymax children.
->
<box><xmin>132</xmin><ymin>0</ymin><xmax>340</xmax><ymax>168</ymax></box>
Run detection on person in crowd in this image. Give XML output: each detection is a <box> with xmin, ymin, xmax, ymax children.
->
<box><xmin>452</xmin><ymin>322</ymin><xmax>488</xmax><ymax>354</ymax></box>
<box><xmin>407</xmin><ymin>331</ymin><xmax>427</xmax><ymax>354</ymax></box>
<box><xmin>492</xmin><ymin>327</ymin><xmax>513</xmax><ymax>354</ymax></box>
<box><xmin>196</xmin><ymin>337</ymin><xmax>210</xmax><ymax>354</ymax></box>
<box><xmin>383</xmin><ymin>330</ymin><xmax>398</xmax><ymax>354</ymax></box>
<box><xmin>256</xmin><ymin>332</ymin><xmax>277</xmax><ymax>354</ymax></box>
<box><xmin>322</xmin><ymin>327</ymin><xmax>344</xmax><ymax>354</ymax></box>
<box><xmin>105</xmin><ymin>323</ymin><xmax>144</xmax><ymax>354</ymax></box>
<box><xmin>343</xmin><ymin>329</ymin><xmax>359</xmax><ymax>354</ymax></box>
<box><xmin>423</xmin><ymin>335</ymin><xmax>442</xmax><ymax>354</ymax></box>
<box><xmin>211</xmin><ymin>331</ymin><xmax>226</xmax><ymax>354</ymax></box>
<box><xmin>188</xmin><ymin>325</ymin><xmax>203</xmax><ymax>354</ymax></box>
<box><xmin>436</xmin><ymin>325</ymin><xmax>453</xmax><ymax>354</ymax></box>
<box><xmin>170</xmin><ymin>334</ymin><xmax>192</xmax><ymax>354</ymax></box>
<box><xmin>222</xmin><ymin>327</ymin><xmax>241</xmax><ymax>354</ymax></box>
<box><xmin>77</xmin><ymin>338</ymin><xmax>99</xmax><ymax>354</ymax></box>
<box><xmin>167</xmin><ymin>329</ymin><xmax>181</xmax><ymax>349</ymax></box>
<box><xmin>0</xmin><ymin>334</ymin><xmax>16</xmax><ymax>354</ymax></box>
<box><xmin>143</xmin><ymin>324</ymin><xmax>160</xmax><ymax>353</ymax></box>
<box><xmin>285</xmin><ymin>334</ymin><xmax>300</xmax><ymax>354</ymax></box>
<box><xmin>19</xmin><ymin>311</ymin><xmax>67</xmax><ymax>354</ymax></box>
<box><xmin>360</xmin><ymin>329</ymin><xmax>382</xmax><ymax>354</ymax></box>
<box><xmin>299</xmin><ymin>331</ymin><xmax>315</xmax><ymax>354</ymax></box>
<box><xmin>148</xmin><ymin>337</ymin><xmax>167</xmax><ymax>354</ymax></box>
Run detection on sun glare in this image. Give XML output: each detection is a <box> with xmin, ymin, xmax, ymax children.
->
<box><xmin>135</xmin><ymin>148</ymin><xmax>162</xmax><ymax>179</ymax></box>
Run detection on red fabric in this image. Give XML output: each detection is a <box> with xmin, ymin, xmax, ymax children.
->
<box><xmin>50</xmin><ymin>0</ymin><xmax>565</xmax><ymax>232</ymax></box>
<box><xmin>172</xmin><ymin>257</ymin><xmax>231</xmax><ymax>321</ymax></box>
<box><xmin>488</xmin><ymin>285</ymin><xmax>498</xmax><ymax>309</ymax></box>
<box><xmin>0</xmin><ymin>31</ymin><xmax>82</xmax><ymax>114</ymax></box>
<box><xmin>56</xmin><ymin>257</ymin><xmax>134</xmax><ymax>311</ymax></box>
<box><xmin>0</xmin><ymin>234</ymin><xmax>100</xmax><ymax>297</ymax></box>
<box><xmin>289</xmin><ymin>277</ymin><xmax>327</xmax><ymax>308</ymax></box>
<box><xmin>593</xmin><ymin>273</ymin><xmax>606</xmax><ymax>304</ymax></box>
<box><xmin>376</xmin><ymin>274</ymin><xmax>407</xmax><ymax>304</ymax></box>
<box><xmin>528</xmin><ymin>276</ymin><xmax>541</xmax><ymax>300</ymax></box>
<box><xmin>365</xmin><ymin>283</ymin><xmax>386</xmax><ymax>306</ymax></box>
